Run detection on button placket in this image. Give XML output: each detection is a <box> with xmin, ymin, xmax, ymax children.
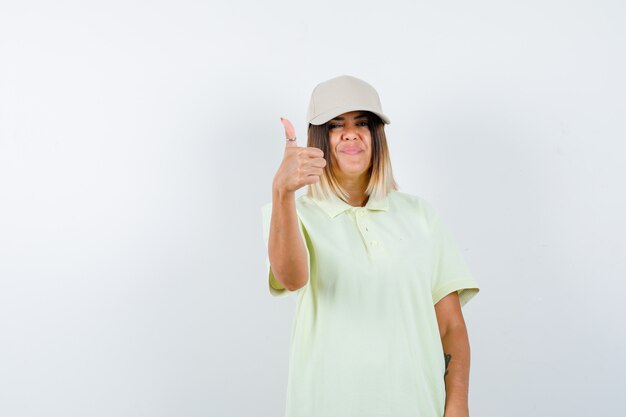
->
<box><xmin>355</xmin><ymin>209</ymin><xmax>369</xmax><ymax>233</ymax></box>
<box><xmin>352</xmin><ymin>208</ymin><xmax>382</xmax><ymax>257</ymax></box>
<box><xmin>359</xmin><ymin>210</ymin><xmax>378</xmax><ymax>251</ymax></box>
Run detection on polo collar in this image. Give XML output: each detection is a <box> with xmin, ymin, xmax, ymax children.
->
<box><xmin>310</xmin><ymin>193</ymin><xmax>390</xmax><ymax>219</ymax></box>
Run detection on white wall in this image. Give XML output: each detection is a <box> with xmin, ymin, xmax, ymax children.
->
<box><xmin>1</xmin><ymin>1</ymin><xmax>624</xmax><ymax>416</ymax></box>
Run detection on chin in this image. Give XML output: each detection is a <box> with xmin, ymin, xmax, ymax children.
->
<box><xmin>333</xmin><ymin>159</ymin><xmax>371</xmax><ymax>177</ymax></box>
<box><xmin>339</xmin><ymin>167</ymin><xmax>369</xmax><ymax>177</ymax></box>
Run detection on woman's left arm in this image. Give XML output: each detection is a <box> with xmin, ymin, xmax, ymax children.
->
<box><xmin>435</xmin><ymin>291</ymin><xmax>471</xmax><ymax>417</ymax></box>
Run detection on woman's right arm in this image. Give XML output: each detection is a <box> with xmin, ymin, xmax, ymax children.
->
<box><xmin>267</xmin><ymin>189</ymin><xmax>309</xmax><ymax>291</ymax></box>
<box><xmin>267</xmin><ymin>117</ymin><xmax>326</xmax><ymax>291</ymax></box>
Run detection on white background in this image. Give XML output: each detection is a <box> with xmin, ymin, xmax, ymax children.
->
<box><xmin>1</xmin><ymin>1</ymin><xmax>625</xmax><ymax>416</ymax></box>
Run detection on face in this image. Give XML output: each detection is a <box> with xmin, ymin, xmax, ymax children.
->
<box><xmin>327</xmin><ymin>111</ymin><xmax>373</xmax><ymax>181</ymax></box>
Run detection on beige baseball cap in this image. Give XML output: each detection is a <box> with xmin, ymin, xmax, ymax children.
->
<box><xmin>306</xmin><ymin>75</ymin><xmax>391</xmax><ymax>125</ymax></box>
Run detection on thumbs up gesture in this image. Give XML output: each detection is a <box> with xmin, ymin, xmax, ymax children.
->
<box><xmin>272</xmin><ymin>117</ymin><xmax>327</xmax><ymax>195</ymax></box>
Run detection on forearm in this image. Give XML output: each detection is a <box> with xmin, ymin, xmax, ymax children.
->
<box><xmin>267</xmin><ymin>188</ymin><xmax>308</xmax><ymax>291</ymax></box>
<box><xmin>441</xmin><ymin>324</ymin><xmax>471</xmax><ymax>416</ymax></box>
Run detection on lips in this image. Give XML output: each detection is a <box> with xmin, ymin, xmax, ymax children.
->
<box><xmin>341</xmin><ymin>147</ymin><xmax>363</xmax><ymax>155</ymax></box>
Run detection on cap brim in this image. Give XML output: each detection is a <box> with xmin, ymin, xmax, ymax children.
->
<box><xmin>309</xmin><ymin>105</ymin><xmax>391</xmax><ymax>125</ymax></box>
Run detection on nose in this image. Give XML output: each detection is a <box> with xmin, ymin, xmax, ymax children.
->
<box><xmin>341</xmin><ymin>126</ymin><xmax>358</xmax><ymax>140</ymax></box>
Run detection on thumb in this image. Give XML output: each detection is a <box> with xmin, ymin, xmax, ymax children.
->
<box><xmin>280</xmin><ymin>117</ymin><xmax>298</xmax><ymax>148</ymax></box>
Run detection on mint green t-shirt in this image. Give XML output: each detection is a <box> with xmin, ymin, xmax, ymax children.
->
<box><xmin>261</xmin><ymin>190</ymin><xmax>479</xmax><ymax>417</ymax></box>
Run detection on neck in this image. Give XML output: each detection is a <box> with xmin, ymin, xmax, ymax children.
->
<box><xmin>336</xmin><ymin>172</ymin><xmax>369</xmax><ymax>207</ymax></box>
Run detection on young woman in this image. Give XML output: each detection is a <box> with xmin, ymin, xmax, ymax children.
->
<box><xmin>262</xmin><ymin>75</ymin><xmax>480</xmax><ymax>417</ymax></box>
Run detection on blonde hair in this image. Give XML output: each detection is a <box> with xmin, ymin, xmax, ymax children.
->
<box><xmin>306</xmin><ymin>111</ymin><xmax>399</xmax><ymax>203</ymax></box>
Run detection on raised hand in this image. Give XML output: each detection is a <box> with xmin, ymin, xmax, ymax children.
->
<box><xmin>272</xmin><ymin>117</ymin><xmax>327</xmax><ymax>194</ymax></box>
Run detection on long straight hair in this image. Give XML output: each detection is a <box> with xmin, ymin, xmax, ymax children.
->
<box><xmin>306</xmin><ymin>111</ymin><xmax>399</xmax><ymax>203</ymax></box>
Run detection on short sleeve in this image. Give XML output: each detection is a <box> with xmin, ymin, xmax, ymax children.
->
<box><xmin>261</xmin><ymin>202</ymin><xmax>311</xmax><ymax>298</ymax></box>
<box><xmin>427</xmin><ymin>205</ymin><xmax>480</xmax><ymax>307</ymax></box>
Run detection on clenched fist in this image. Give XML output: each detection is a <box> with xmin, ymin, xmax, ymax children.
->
<box><xmin>272</xmin><ymin>117</ymin><xmax>327</xmax><ymax>194</ymax></box>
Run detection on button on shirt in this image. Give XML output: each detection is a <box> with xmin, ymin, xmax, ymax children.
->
<box><xmin>261</xmin><ymin>190</ymin><xmax>480</xmax><ymax>417</ymax></box>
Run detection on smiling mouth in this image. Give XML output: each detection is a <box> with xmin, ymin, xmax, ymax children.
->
<box><xmin>341</xmin><ymin>148</ymin><xmax>362</xmax><ymax>155</ymax></box>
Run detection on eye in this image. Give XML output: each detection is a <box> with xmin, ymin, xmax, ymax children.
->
<box><xmin>357</xmin><ymin>121</ymin><xmax>370</xmax><ymax>127</ymax></box>
<box><xmin>328</xmin><ymin>123</ymin><xmax>342</xmax><ymax>129</ymax></box>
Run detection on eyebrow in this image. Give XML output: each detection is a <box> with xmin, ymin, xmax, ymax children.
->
<box><xmin>330</xmin><ymin>113</ymin><xmax>368</xmax><ymax>121</ymax></box>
